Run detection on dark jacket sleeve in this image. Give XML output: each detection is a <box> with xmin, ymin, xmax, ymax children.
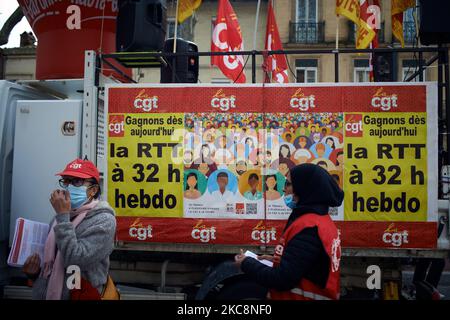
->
<box><xmin>241</xmin><ymin>227</ymin><xmax>323</xmax><ymax>291</ymax></box>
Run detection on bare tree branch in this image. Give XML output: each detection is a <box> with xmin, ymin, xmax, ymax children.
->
<box><xmin>0</xmin><ymin>7</ymin><xmax>25</xmax><ymax>46</ymax></box>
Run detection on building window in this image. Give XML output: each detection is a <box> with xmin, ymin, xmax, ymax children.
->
<box><xmin>167</xmin><ymin>17</ymin><xmax>194</xmax><ymax>41</ymax></box>
<box><xmin>167</xmin><ymin>18</ymin><xmax>180</xmax><ymax>38</ymax></box>
<box><xmin>354</xmin><ymin>59</ymin><xmax>370</xmax><ymax>82</ymax></box>
<box><xmin>295</xmin><ymin>59</ymin><xmax>317</xmax><ymax>83</ymax></box>
<box><xmin>296</xmin><ymin>0</ymin><xmax>317</xmax><ymax>23</ymax></box>
<box><xmin>290</xmin><ymin>0</ymin><xmax>323</xmax><ymax>44</ymax></box>
<box><xmin>402</xmin><ymin>5</ymin><xmax>419</xmax><ymax>45</ymax></box>
<box><xmin>402</xmin><ymin>59</ymin><xmax>426</xmax><ymax>82</ymax></box>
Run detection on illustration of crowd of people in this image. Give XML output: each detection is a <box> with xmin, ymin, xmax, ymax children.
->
<box><xmin>182</xmin><ymin>113</ymin><xmax>344</xmax><ymax>204</ymax></box>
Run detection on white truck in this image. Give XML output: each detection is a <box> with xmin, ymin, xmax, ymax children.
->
<box><xmin>0</xmin><ymin>51</ymin><xmax>449</xmax><ymax>300</ymax></box>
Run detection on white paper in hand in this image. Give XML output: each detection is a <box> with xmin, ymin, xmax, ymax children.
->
<box><xmin>244</xmin><ymin>250</ymin><xmax>273</xmax><ymax>267</ymax></box>
<box><xmin>7</xmin><ymin>218</ymin><xmax>49</xmax><ymax>268</ymax></box>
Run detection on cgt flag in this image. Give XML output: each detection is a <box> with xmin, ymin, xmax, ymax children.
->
<box><xmin>336</xmin><ymin>0</ymin><xmax>376</xmax><ymax>49</ymax></box>
<box><xmin>264</xmin><ymin>0</ymin><xmax>288</xmax><ymax>83</ymax></box>
<box><xmin>177</xmin><ymin>0</ymin><xmax>202</xmax><ymax>24</ymax></box>
<box><xmin>211</xmin><ymin>0</ymin><xmax>246</xmax><ymax>83</ymax></box>
<box><xmin>392</xmin><ymin>0</ymin><xmax>415</xmax><ymax>48</ymax></box>
<box><xmin>357</xmin><ymin>0</ymin><xmax>379</xmax><ymax>50</ymax></box>
<box><xmin>360</xmin><ymin>0</ymin><xmax>381</xmax><ymax>81</ymax></box>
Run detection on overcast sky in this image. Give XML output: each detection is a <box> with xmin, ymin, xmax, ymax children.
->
<box><xmin>0</xmin><ymin>0</ymin><xmax>34</xmax><ymax>48</ymax></box>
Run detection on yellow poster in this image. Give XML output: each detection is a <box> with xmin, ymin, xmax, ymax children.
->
<box><xmin>344</xmin><ymin>112</ymin><xmax>427</xmax><ymax>222</ymax></box>
<box><xmin>108</xmin><ymin>113</ymin><xmax>184</xmax><ymax>217</ymax></box>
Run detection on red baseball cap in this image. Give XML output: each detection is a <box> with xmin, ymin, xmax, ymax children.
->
<box><xmin>56</xmin><ymin>158</ymin><xmax>100</xmax><ymax>183</ymax></box>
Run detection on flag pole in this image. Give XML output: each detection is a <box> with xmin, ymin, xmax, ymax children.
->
<box><xmin>253</xmin><ymin>0</ymin><xmax>262</xmax><ymax>50</ymax></box>
<box><xmin>335</xmin><ymin>15</ymin><xmax>339</xmax><ymax>50</ymax></box>
<box><xmin>173</xmin><ymin>0</ymin><xmax>180</xmax><ymax>53</ymax></box>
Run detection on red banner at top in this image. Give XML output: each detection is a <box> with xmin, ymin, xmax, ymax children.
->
<box><xmin>107</xmin><ymin>85</ymin><xmax>427</xmax><ymax>114</ymax></box>
<box><xmin>340</xmin><ymin>85</ymin><xmax>426</xmax><ymax>113</ymax></box>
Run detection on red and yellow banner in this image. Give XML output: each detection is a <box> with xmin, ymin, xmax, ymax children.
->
<box><xmin>106</xmin><ymin>83</ymin><xmax>438</xmax><ymax>249</ymax></box>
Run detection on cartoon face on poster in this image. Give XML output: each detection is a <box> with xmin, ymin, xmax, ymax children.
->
<box><xmin>182</xmin><ymin>112</ymin><xmax>344</xmax><ymax>220</ymax></box>
<box><xmin>183</xmin><ymin>113</ymin><xmax>266</xmax><ymax>219</ymax></box>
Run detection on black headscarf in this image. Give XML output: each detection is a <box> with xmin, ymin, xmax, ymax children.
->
<box><xmin>285</xmin><ymin>164</ymin><xmax>344</xmax><ymax>228</ymax></box>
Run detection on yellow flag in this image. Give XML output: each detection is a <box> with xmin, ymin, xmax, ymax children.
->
<box><xmin>392</xmin><ymin>0</ymin><xmax>415</xmax><ymax>47</ymax></box>
<box><xmin>335</xmin><ymin>0</ymin><xmax>360</xmax><ymax>25</ymax></box>
<box><xmin>356</xmin><ymin>20</ymin><xmax>376</xmax><ymax>49</ymax></box>
<box><xmin>336</xmin><ymin>0</ymin><xmax>376</xmax><ymax>49</ymax></box>
<box><xmin>392</xmin><ymin>0</ymin><xmax>415</xmax><ymax>15</ymax></box>
<box><xmin>178</xmin><ymin>0</ymin><xmax>202</xmax><ymax>24</ymax></box>
<box><xmin>392</xmin><ymin>15</ymin><xmax>405</xmax><ymax>47</ymax></box>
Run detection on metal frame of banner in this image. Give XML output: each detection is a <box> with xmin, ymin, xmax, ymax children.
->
<box><xmin>101</xmin><ymin>47</ymin><xmax>447</xmax><ymax>83</ymax></box>
<box><xmin>99</xmin><ymin>46</ymin><xmax>449</xmax><ymax>198</ymax></box>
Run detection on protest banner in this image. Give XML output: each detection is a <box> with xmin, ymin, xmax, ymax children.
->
<box><xmin>106</xmin><ymin>83</ymin><xmax>438</xmax><ymax>249</ymax></box>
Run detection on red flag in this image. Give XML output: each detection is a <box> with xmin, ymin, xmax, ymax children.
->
<box><xmin>211</xmin><ymin>0</ymin><xmax>246</xmax><ymax>83</ymax></box>
<box><xmin>360</xmin><ymin>0</ymin><xmax>381</xmax><ymax>81</ymax></box>
<box><xmin>264</xmin><ymin>0</ymin><xmax>288</xmax><ymax>83</ymax></box>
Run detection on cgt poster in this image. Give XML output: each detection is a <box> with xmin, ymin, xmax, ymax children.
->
<box><xmin>106</xmin><ymin>83</ymin><xmax>438</xmax><ymax>249</ymax></box>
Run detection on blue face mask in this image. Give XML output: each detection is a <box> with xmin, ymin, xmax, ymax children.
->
<box><xmin>67</xmin><ymin>185</ymin><xmax>88</xmax><ymax>209</ymax></box>
<box><xmin>284</xmin><ymin>194</ymin><xmax>297</xmax><ymax>209</ymax></box>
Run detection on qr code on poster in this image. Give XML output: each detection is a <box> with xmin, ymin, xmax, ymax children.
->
<box><xmin>246</xmin><ymin>203</ymin><xmax>257</xmax><ymax>215</ymax></box>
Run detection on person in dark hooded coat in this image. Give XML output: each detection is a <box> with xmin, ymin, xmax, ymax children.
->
<box><xmin>235</xmin><ymin>163</ymin><xmax>344</xmax><ymax>295</ymax></box>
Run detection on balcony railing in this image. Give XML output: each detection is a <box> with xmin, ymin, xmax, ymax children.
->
<box><xmin>289</xmin><ymin>21</ymin><xmax>325</xmax><ymax>44</ymax></box>
<box><xmin>347</xmin><ymin>21</ymin><xmax>385</xmax><ymax>44</ymax></box>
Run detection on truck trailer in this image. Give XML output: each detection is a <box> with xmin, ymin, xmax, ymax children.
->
<box><xmin>0</xmin><ymin>50</ymin><xmax>449</xmax><ymax>300</ymax></box>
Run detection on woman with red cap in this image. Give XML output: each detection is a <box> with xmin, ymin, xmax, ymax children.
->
<box><xmin>22</xmin><ymin>159</ymin><xmax>118</xmax><ymax>300</ymax></box>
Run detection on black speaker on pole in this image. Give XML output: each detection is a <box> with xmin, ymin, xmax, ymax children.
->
<box><xmin>116</xmin><ymin>0</ymin><xmax>167</xmax><ymax>52</ymax></box>
<box><xmin>419</xmin><ymin>0</ymin><xmax>450</xmax><ymax>45</ymax></box>
<box><xmin>373</xmin><ymin>52</ymin><xmax>396</xmax><ymax>82</ymax></box>
<box><xmin>160</xmin><ymin>38</ymin><xmax>199</xmax><ymax>83</ymax></box>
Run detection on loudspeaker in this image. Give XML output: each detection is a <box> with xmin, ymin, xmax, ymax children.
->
<box><xmin>160</xmin><ymin>38</ymin><xmax>199</xmax><ymax>83</ymax></box>
<box><xmin>419</xmin><ymin>0</ymin><xmax>450</xmax><ymax>45</ymax></box>
<box><xmin>116</xmin><ymin>0</ymin><xmax>167</xmax><ymax>52</ymax></box>
<box><xmin>373</xmin><ymin>52</ymin><xmax>396</xmax><ymax>82</ymax></box>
